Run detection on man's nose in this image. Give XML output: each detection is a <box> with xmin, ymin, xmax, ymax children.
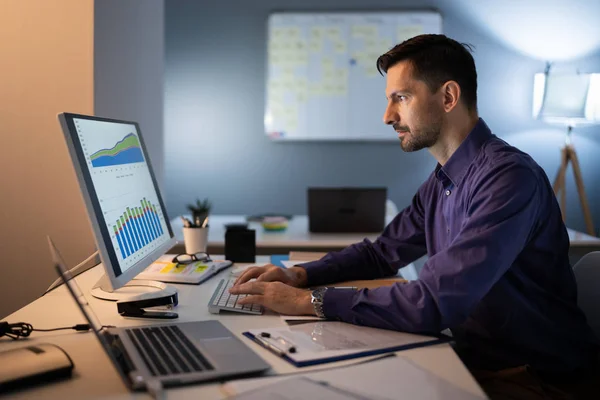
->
<box><xmin>383</xmin><ymin>104</ymin><xmax>397</xmax><ymax>125</ymax></box>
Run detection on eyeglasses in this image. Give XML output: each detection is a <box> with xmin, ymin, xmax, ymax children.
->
<box><xmin>171</xmin><ymin>252</ymin><xmax>211</xmax><ymax>265</ymax></box>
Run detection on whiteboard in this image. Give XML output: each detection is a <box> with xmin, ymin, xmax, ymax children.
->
<box><xmin>264</xmin><ymin>11</ymin><xmax>442</xmax><ymax>141</ymax></box>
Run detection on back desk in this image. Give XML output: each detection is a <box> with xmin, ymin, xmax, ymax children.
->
<box><xmin>1</xmin><ymin>257</ymin><xmax>487</xmax><ymax>399</ymax></box>
<box><xmin>170</xmin><ymin>215</ymin><xmax>600</xmax><ymax>262</ymax></box>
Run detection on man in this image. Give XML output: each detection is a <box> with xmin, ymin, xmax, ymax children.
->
<box><xmin>231</xmin><ymin>34</ymin><xmax>599</xmax><ymax>398</ymax></box>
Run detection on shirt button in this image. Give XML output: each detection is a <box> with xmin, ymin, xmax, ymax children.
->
<box><xmin>445</xmin><ymin>189</ymin><xmax>451</xmax><ymax>196</ymax></box>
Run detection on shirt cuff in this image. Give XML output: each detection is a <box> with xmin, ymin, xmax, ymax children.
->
<box><xmin>322</xmin><ymin>288</ymin><xmax>358</xmax><ymax>320</ymax></box>
<box><xmin>297</xmin><ymin>260</ymin><xmax>332</xmax><ymax>287</ymax></box>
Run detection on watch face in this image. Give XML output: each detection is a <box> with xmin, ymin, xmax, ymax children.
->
<box><xmin>311</xmin><ymin>287</ymin><xmax>326</xmax><ymax>303</ymax></box>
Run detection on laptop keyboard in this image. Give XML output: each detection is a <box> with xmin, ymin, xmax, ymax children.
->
<box><xmin>208</xmin><ymin>279</ymin><xmax>263</xmax><ymax>315</ymax></box>
<box><xmin>126</xmin><ymin>325</ymin><xmax>213</xmax><ymax>376</ymax></box>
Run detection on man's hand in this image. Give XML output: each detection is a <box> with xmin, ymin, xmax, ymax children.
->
<box><xmin>229</xmin><ymin>281</ymin><xmax>316</xmax><ymax>316</ymax></box>
<box><xmin>233</xmin><ymin>264</ymin><xmax>308</xmax><ymax>288</ymax></box>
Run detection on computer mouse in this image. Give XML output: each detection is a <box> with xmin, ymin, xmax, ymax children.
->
<box><xmin>0</xmin><ymin>343</ymin><xmax>74</xmax><ymax>393</ymax></box>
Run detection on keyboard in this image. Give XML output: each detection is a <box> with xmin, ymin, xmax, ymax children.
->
<box><xmin>208</xmin><ymin>278</ymin><xmax>263</xmax><ymax>315</ymax></box>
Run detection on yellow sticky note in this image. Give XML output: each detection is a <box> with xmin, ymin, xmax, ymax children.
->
<box><xmin>160</xmin><ymin>263</ymin><xmax>176</xmax><ymax>273</ymax></box>
<box><xmin>286</xmin><ymin>27</ymin><xmax>300</xmax><ymax>39</ymax></box>
<box><xmin>365</xmin><ymin>38</ymin><xmax>378</xmax><ymax>49</ymax></box>
<box><xmin>172</xmin><ymin>264</ymin><xmax>187</xmax><ymax>274</ymax></box>
<box><xmin>365</xmin><ymin>66</ymin><xmax>379</xmax><ymax>78</ymax></box>
<box><xmin>323</xmin><ymin>70</ymin><xmax>335</xmax><ymax>81</ymax></box>
<box><xmin>351</xmin><ymin>25</ymin><xmax>365</xmax><ymax>38</ymax></box>
<box><xmin>299</xmin><ymin>55</ymin><xmax>309</xmax><ymax>65</ymax></box>
<box><xmin>362</xmin><ymin>25</ymin><xmax>378</xmax><ymax>38</ymax></box>
<box><xmin>335</xmin><ymin>68</ymin><xmax>349</xmax><ymax>81</ymax></box>
<box><xmin>327</xmin><ymin>27</ymin><xmax>341</xmax><ymax>40</ymax></box>
<box><xmin>379</xmin><ymin>39</ymin><xmax>392</xmax><ymax>52</ymax></box>
<box><xmin>397</xmin><ymin>25</ymin><xmax>423</xmax><ymax>43</ymax></box>
<box><xmin>321</xmin><ymin>57</ymin><xmax>334</xmax><ymax>70</ymax></box>
<box><xmin>309</xmin><ymin>39</ymin><xmax>323</xmax><ymax>53</ymax></box>
<box><xmin>273</xmin><ymin>27</ymin><xmax>285</xmax><ymax>39</ymax></box>
<box><xmin>334</xmin><ymin>41</ymin><xmax>347</xmax><ymax>54</ymax></box>
<box><xmin>310</xmin><ymin>26</ymin><xmax>325</xmax><ymax>39</ymax></box>
<box><xmin>194</xmin><ymin>264</ymin><xmax>208</xmax><ymax>273</ymax></box>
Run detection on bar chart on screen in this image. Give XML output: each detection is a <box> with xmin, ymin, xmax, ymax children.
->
<box><xmin>112</xmin><ymin>198</ymin><xmax>165</xmax><ymax>259</ymax></box>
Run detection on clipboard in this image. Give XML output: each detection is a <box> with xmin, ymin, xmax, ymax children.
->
<box><xmin>243</xmin><ymin>321</ymin><xmax>446</xmax><ymax>367</ymax></box>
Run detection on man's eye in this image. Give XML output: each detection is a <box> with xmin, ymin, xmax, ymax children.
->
<box><xmin>396</xmin><ymin>94</ymin><xmax>406</xmax><ymax>102</ymax></box>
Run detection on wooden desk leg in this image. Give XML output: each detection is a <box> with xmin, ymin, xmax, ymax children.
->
<box><xmin>568</xmin><ymin>146</ymin><xmax>596</xmax><ymax>236</ymax></box>
<box><xmin>553</xmin><ymin>146</ymin><xmax>569</xmax><ymax>222</ymax></box>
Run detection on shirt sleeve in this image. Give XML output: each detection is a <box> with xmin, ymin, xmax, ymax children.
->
<box><xmin>321</xmin><ymin>163</ymin><xmax>541</xmax><ymax>334</ymax></box>
<box><xmin>300</xmin><ymin>185</ymin><xmax>429</xmax><ymax>287</ymax></box>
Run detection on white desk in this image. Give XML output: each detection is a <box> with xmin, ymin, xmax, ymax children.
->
<box><xmin>170</xmin><ymin>215</ymin><xmax>387</xmax><ymax>255</ymax></box>
<box><xmin>170</xmin><ymin>215</ymin><xmax>600</xmax><ymax>260</ymax></box>
<box><xmin>2</xmin><ymin>258</ymin><xmax>487</xmax><ymax>399</ymax></box>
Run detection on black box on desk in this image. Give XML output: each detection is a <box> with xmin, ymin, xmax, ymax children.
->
<box><xmin>225</xmin><ymin>228</ymin><xmax>256</xmax><ymax>263</ymax></box>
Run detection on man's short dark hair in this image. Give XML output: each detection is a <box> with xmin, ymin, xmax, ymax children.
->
<box><xmin>377</xmin><ymin>34</ymin><xmax>478</xmax><ymax>112</ymax></box>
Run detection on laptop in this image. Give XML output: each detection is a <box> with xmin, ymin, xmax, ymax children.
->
<box><xmin>307</xmin><ymin>187</ymin><xmax>387</xmax><ymax>233</ymax></box>
<box><xmin>50</xmin><ymin>238</ymin><xmax>270</xmax><ymax>392</ymax></box>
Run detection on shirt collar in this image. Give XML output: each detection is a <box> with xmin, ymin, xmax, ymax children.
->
<box><xmin>435</xmin><ymin>118</ymin><xmax>493</xmax><ymax>186</ymax></box>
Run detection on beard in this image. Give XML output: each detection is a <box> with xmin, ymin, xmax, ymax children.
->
<box><xmin>394</xmin><ymin>112</ymin><xmax>443</xmax><ymax>152</ymax></box>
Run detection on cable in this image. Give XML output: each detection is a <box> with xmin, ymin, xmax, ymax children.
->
<box><xmin>45</xmin><ymin>250</ymin><xmax>100</xmax><ymax>294</ymax></box>
<box><xmin>0</xmin><ymin>321</ymin><xmax>113</xmax><ymax>340</ymax></box>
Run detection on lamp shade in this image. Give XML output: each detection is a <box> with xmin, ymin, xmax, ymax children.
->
<box><xmin>533</xmin><ymin>72</ymin><xmax>600</xmax><ymax>126</ymax></box>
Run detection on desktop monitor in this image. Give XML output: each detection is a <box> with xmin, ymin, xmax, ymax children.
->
<box><xmin>57</xmin><ymin>113</ymin><xmax>176</xmax><ymax>297</ymax></box>
<box><xmin>307</xmin><ymin>187</ymin><xmax>387</xmax><ymax>233</ymax></box>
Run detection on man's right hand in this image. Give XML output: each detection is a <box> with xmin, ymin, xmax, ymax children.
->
<box><xmin>233</xmin><ymin>264</ymin><xmax>308</xmax><ymax>288</ymax></box>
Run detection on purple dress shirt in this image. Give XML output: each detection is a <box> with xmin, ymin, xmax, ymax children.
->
<box><xmin>301</xmin><ymin>119</ymin><xmax>599</xmax><ymax>373</ymax></box>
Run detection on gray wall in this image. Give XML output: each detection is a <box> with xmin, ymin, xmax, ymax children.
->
<box><xmin>95</xmin><ymin>0</ymin><xmax>165</xmax><ymax>187</ymax></box>
<box><xmin>164</xmin><ymin>0</ymin><xmax>600</xmax><ymax>234</ymax></box>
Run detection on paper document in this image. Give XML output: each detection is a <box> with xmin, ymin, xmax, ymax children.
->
<box><xmin>228</xmin><ymin>376</ymin><xmax>384</xmax><ymax>400</ymax></box>
<box><xmin>244</xmin><ymin>321</ymin><xmax>443</xmax><ymax>367</ymax></box>
<box><xmin>225</xmin><ymin>355</ymin><xmax>487</xmax><ymax>399</ymax></box>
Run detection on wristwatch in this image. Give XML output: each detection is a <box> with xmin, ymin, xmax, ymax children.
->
<box><xmin>310</xmin><ymin>287</ymin><xmax>327</xmax><ymax>318</ymax></box>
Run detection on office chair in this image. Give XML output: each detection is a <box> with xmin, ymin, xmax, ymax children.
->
<box><xmin>573</xmin><ymin>251</ymin><xmax>600</xmax><ymax>339</ymax></box>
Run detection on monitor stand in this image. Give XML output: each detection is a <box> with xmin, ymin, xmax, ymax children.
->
<box><xmin>91</xmin><ymin>274</ymin><xmax>179</xmax><ymax>319</ymax></box>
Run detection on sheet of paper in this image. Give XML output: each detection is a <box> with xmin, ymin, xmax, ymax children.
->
<box><xmin>229</xmin><ymin>377</ymin><xmax>381</xmax><ymax>400</ymax></box>
<box><xmin>225</xmin><ymin>355</ymin><xmax>486</xmax><ymax>399</ymax></box>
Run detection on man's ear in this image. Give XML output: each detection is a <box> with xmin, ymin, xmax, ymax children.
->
<box><xmin>441</xmin><ymin>80</ymin><xmax>461</xmax><ymax>113</ymax></box>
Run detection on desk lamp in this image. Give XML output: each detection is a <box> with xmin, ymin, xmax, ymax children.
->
<box><xmin>533</xmin><ymin>68</ymin><xmax>600</xmax><ymax>235</ymax></box>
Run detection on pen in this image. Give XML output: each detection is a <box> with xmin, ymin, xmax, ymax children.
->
<box><xmin>256</xmin><ymin>333</ymin><xmax>297</xmax><ymax>355</ymax></box>
<box><xmin>181</xmin><ymin>216</ymin><xmax>193</xmax><ymax>228</ymax></box>
<box><xmin>256</xmin><ymin>334</ymin><xmax>286</xmax><ymax>356</ymax></box>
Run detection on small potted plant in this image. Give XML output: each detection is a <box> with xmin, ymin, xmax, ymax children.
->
<box><xmin>187</xmin><ymin>198</ymin><xmax>211</xmax><ymax>227</ymax></box>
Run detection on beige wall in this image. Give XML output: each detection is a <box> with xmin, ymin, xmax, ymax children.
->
<box><xmin>0</xmin><ymin>0</ymin><xmax>96</xmax><ymax>318</ymax></box>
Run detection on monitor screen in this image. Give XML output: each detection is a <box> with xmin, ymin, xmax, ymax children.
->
<box><xmin>58</xmin><ymin>113</ymin><xmax>175</xmax><ymax>290</ymax></box>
